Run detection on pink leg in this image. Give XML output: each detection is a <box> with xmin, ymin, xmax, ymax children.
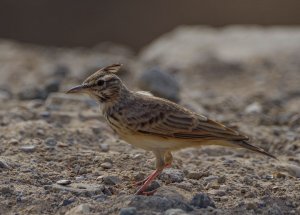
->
<box><xmin>134</xmin><ymin>163</ymin><xmax>171</xmax><ymax>187</ymax></box>
<box><xmin>135</xmin><ymin>169</ymin><xmax>162</xmax><ymax>195</ymax></box>
<box><xmin>134</xmin><ymin>175</ymin><xmax>151</xmax><ymax>186</ymax></box>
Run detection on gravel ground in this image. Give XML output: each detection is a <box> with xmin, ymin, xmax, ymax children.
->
<box><xmin>0</xmin><ymin>27</ymin><xmax>300</xmax><ymax>215</ymax></box>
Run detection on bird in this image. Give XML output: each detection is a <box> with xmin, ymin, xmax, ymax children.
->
<box><xmin>66</xmin><ymin>63</ymin><xmax>276</xmax><ymax>195</ymax></box>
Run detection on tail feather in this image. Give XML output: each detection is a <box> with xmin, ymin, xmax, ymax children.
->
<box><xmin>235</xmin><ymin>140</ymin><xmax>277</xmax><ymax>159</ymax></box>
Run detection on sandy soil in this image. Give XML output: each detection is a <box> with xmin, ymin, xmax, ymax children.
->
<box><xmin>0</xmin><ymin>27</ymin><xmax>300</xmax><ymax>215</ymax></box>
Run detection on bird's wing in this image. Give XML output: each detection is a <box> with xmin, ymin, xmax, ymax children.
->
<box><xmin>122</xmin><ymin>98</ymin><xmax>248</xmax><ymax>141</ymax></box>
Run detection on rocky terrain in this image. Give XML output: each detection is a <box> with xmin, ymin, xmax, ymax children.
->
<box><xmin>0</xmin><ymin>26</ymin><xmax>300</xmax><ymax>215</ymax></box>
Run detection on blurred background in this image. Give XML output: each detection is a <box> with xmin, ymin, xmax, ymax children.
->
<box><xmin>1</xmin><ymin>0</ymin><xmax>300</xmax><ymax>50</ymax></box>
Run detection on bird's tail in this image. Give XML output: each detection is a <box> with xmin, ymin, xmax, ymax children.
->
<box><xmin>233</xmin><ymin>140</ymin><xmax>277</xmax><ymax>159</ymax></box>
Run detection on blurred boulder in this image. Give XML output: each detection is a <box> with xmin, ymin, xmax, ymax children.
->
<box><xmin>18</xmin><ymin>87</ymin><xmax>47</xmax><ymax>100</ymax></box>
<box><xmin>137</xmin><ymin>67</ymin><xmax>180</xmax><ymax>102</ymax></box>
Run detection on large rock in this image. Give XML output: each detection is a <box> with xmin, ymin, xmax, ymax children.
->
<box><xmin>137</xmin><ymin>67</ymin><xmax>180</xmax><ymax>102</ymax></box>
<box><xmin>140</xmin><ymin>26</ymin><xmax>300</xmax><ymax>70</ymax></box>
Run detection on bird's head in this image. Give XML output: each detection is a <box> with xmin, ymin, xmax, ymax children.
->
<box><xmin>67</xmin><ymin>64</ymin><xmax>126</xmax><ymax>103</ymax></box>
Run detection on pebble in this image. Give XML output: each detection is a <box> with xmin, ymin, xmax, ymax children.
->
<box><xmin>137</xmin><ymin>67</ymin><xmax>180</xmax><ymax>102</ymax></box>
<box><xmin>93</xmin><ymin>193</ymin><xmax>107</xmax><ymax>202</ymax></box>
<box><xmin>159</xmin><ymin>168</ymin><xmax>184</xmax><ymax>183</ymax></box>
<box><xmin>0</xmin><ymin>186</ymin><xmax>15</xmax><ymax>196</ymax></box>
<box><xmin>119</xmin><ymin>207</ymin><xmax>137</xmax><ymax>215</ymax></box>
<box><xmin>0</xmin><ymin>158</ymin><xmax>10</xmax><ymax>169</ymax></box>
<box><xmin>56</xmin><ymin>179</ymin><xmax>72</xmax><ymax>186</ymax></box>
<box><xmin>217</xmin><ymin>175</ymin><xmax>226</xmax><ymax>184</ymax></box>
<box><xmin>75</xmin><ymin>176</ymin><xmax>85</xmax><ymax>181</ymax></box>
<box><xmin>245</xmin><ymin>102</ymin><xmax>262</xmax><ymax>114</ymax></box>
<box><xmin>203</xmin><ymin>175</ymin><xmax>218</xmax><ymax>183</ymax></box>
<box><xmin>102</xmin><ymin>176</ymin><xmax>121</xmax><ymax>185</ymax></box>
<box><xmin>20</xmin><ymin>145</ymin><xmax>36</xmax><ymax>153</ymax></box>
<box><xmin>145</xmin><ymin>181</ymin><xmax>160</xmax><ymax>192</ymax></box>
<box><xmin>101</xmin><ymin>162</ymin><xmax>112</xmax><ymax>169</ymax></box>
<box><xmin>40</xmin><ymin>111</ymin><xmax>51</xmax><ymax>118</ymax></box>
<box><xmin>164</xmin><ymin>208</ymin><xmax>188</xmax><ymax>215</ymax></box>
<box><xmin>44</xmin><ymin>79</ymin><xmax>60</xmax><ymax>94</ymax></box>
<box><xmin>129</xmin><ymin>191</ymin><xmax>193</xmax><ymax>212</ymax></box>
<box><xmin>44</xmin><ymin>137</ymin><xmax>57</xmax><ymax>147</ymax></box>
<box><xmin>18</xmin><ymin>87</ymin><xmax>47</xmax><ymax>100</ymax></box>
<box><xmin>246</xmin><ymin>202</ymin><xmax>257</xmax><ymax>210</ymax></box>
<box><xmin>53</xmin><ymin>64</ymin><xmax>70</xmax><ymax>78</ymax></box>
<box><xmin>65</xmin><ymin>204</ymin><xmax>90</xmax><ymax>215</ymax></box>
<box><xmin>8</xmin><ymin>139</ymin><xmax>19</xmax><ymax>145</ymax></box>
<box><xmin>60</xmin><ymin>198</ymin><xmax>75</xmax><ymax>206</ymax></box>
<box><xmin>0</xmin><ymin>89</ymin><xmax>11</xmax><ymax>101</ymax></box>
<box><xmin>100</xmin><ymin>143</ymin><xmax>110</xmax><ymax>152</ymax></box>
<box><xmin>190</xmin><ymin>193</ymin><xmax>216</xmax><ymax>209</ymax></box>
<box><xmin>52</xmin><ymin>183</ymin><xmax>105</xmax><ymax>196</ymax></box>
<box><xmin>186</xmin><ymin>171</ymin><xmax>203</xmax><ymax>180</ymax></box>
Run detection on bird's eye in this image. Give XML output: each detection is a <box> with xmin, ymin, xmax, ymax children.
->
<box><xmin>97</xmin><ymin>80</ymin><xmax>105</xmax><ymax>86</ymax></box>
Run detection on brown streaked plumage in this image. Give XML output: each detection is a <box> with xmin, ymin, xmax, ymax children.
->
<box><xmin>67</xmin><ymin>64</ymin><xmax>276</xmax><ymax>195</ymax></box>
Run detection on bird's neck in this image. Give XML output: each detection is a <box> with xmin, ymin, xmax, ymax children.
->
<box><xmin>100</xmin><ymin>86</ymin><xmax>131</xmax><ymax>114</ymax></box>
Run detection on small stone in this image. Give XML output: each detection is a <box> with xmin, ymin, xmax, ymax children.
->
<box><xmin>20</xmin><ymin>145</ymin><xmax>36</xmax><ymax>153</ymax></box>
<box><xmin>137</xmin><ymin>67</ymin><xmax>180</xmax><ymax>102</ymax></box>
<box><xmin>264</xmin><ymin>175</ymin><xmax>274</xmax><ymax>180</ymax></box>
<box><xmin>65</xmin><ymin>204</ymin><xmax>90</xmax><ymax>215</ymax></box>
<box><xmin>60</xmin><ymin>198</ymin><xmax>75</xmax><ymax>206</ymax></box>
<box><xmin>133</xmin><ymin>172</ymin><xmax>146</xmax><ymax>181</ymax></box>
<box><xmin>18</xmin><ymin>87</ymin><xmax>47</xmax><ymax>100</ymax></box>
<box><xmin>164</xmin><ymin>208</ymin><xmax>188</xmax><ymax>215</ymax></box>
<box><xmin>0</xmin><ymin>158</ymin><xmax>10</xmax><ymax>169</ymax></box>
<box><xmin>56</xmin><ymin>179</ymin><xmax>71</xmax><ymax>186</ymax></box>
<box><xmin>75</xmin><ymin>176</ymin><xmax>85</xmax><ymax>181</ymax></box>
<box><xmin>102</xmin><ymin>176</ymin><xmax>121</xmax><ymax>185</ymax></box>
<box><xmin>93</xmin><ymin>193</ymin><xmax>107</xmax><ymax>202</ymax></box>
<box><xmin>245</xmin><ymin>102</ymin><xmax>262</xmax><ymax>114</ymax></box>
<box><xmin>101</xmin><ymin>162</ymin><xmax>112</xmax><ymax>169</ymax></box>
<box><xmin>0</xmin><ymin>186</ymin><xmax>15</xmax><ymax>196</ymax></box>
<box><xmin>246</xmin><ymin>202</ymin><xmax>257</xmax><ymax>210</ymax></box>
<box><xmin>44</xmin><ymin>79</ymin><xmax>60</xmax><ymax>94</ymax></box>
<box><xmin>8</xmin><ymin>139</ymin><xmax>19</xmax><ymax>145</ymax></box>
<box><xmin>203</xmin><ymin>175</ymin><xmax>218</xmax><ymax>183</ymax></box>
<box><xmin>40</xmin><ymin>111</ymin><xmax>51</xmax><ymax>118</ymax></box>
<box><xmin>186</xmin><ymin>171</ymin><xmax>203</xmax><ymax>180</ymax></box>
<box><xmin>119</xmin><ymin>207</ymin><xmax>137</xmax><ymax>215</ymax></box>
<box><xmin>145</xmin><ymin>181</ymin><xmax>160</xmax><ymax>192</ymax></box>
<box><xmin>53</xmin><ymin>64</ymin><xmax>70</xmax><ymax>78</ymax></box>
<box><xmin>190</xmin><ymin>193</ymin><xmax>216</xmax><ymax>209</ymax></box>
<box><xmin>159</xmin><ymin>168</ymin><xmax>184</xmax><ymax>183</ymax></box>
<box><xmin>205</xmin><ymin>181</ymin><xmax>220</xmax><ymax>189</ymax></box>
<box><xmin>0</xmin><ymin>89</ymin><xmax>11</xmax><ymax>101</ymax></box>
<box><xmin>217</xmin><ymin>175</ymin><xmax>226</xmax><ymax>184</ymax></box>
<box><xmin>129</xmin><ymin>188</ymin><xmax>193</xmax><ymax>212</ymax></box>
<box><xmin>100</xmin><ymin>143</ymin><xmax>110</xmax><ymax>152</ymax></box>
<box><xmin>132</xmin><ymin>154</ymin><xmax>143</xmax><ymax>160</ymax></box>
<box><xmin>44</xmin><ymin>137</ymin><xmax>57</xmax><ymax>147</ymax></box>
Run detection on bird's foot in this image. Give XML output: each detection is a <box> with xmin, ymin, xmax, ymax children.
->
<box><xmin>134</xmin><ymin>169</ymin><xmax>162</xmax><ymax>195</ymax></box>
<box><xmin>135</xmin><ymin>189</ymin><xmax>157</xmax><ymax>196</ymax></box>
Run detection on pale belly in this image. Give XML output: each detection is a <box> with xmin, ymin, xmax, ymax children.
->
<box><xmin>119</xmin><ymin>133</ymin><xmax>173</xmax><ymax>151</ymax></box>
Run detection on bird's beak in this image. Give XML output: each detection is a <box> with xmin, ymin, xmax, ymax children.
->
<box><xmin>66</xmin><ymin>85</ymin><xmax>86</xmax><ymax>94</ymax></box>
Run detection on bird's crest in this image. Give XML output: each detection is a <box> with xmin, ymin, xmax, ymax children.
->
<box><xmin>102</xmin><ymin>63</ymin><xmax>122</xmax><ymax>73</ymax></box>
<box><xmin>83</xmin><ymin>64</ymin><xmax>122</xmax><ymax>84</ymax></box>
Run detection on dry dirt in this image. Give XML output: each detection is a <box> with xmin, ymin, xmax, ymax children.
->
<box><xmin>0</xmin><ymin>27</ymin><xmax>300</xmax><ymax>215</ymax></box>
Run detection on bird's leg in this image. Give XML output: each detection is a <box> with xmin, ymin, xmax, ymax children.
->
<box><xmin>135</xmin><ymin>151</ymin><xmax>173</xmax><ymax>195</ymax></box>
<box><xmin>164</xmin><ymin>151</ymin><xmax>173</xmax><ymax>168</ymax></box>
<box><xmin>135</xmin><ymin>151</ymin><xmax>165</xmax><ymax>195</ymax></box>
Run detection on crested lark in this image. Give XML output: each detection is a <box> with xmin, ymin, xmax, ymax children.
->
<box><xmin>67</xmin><ymin>64</ymin><xmax>276</xmax><ymax>195</ymax></box>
